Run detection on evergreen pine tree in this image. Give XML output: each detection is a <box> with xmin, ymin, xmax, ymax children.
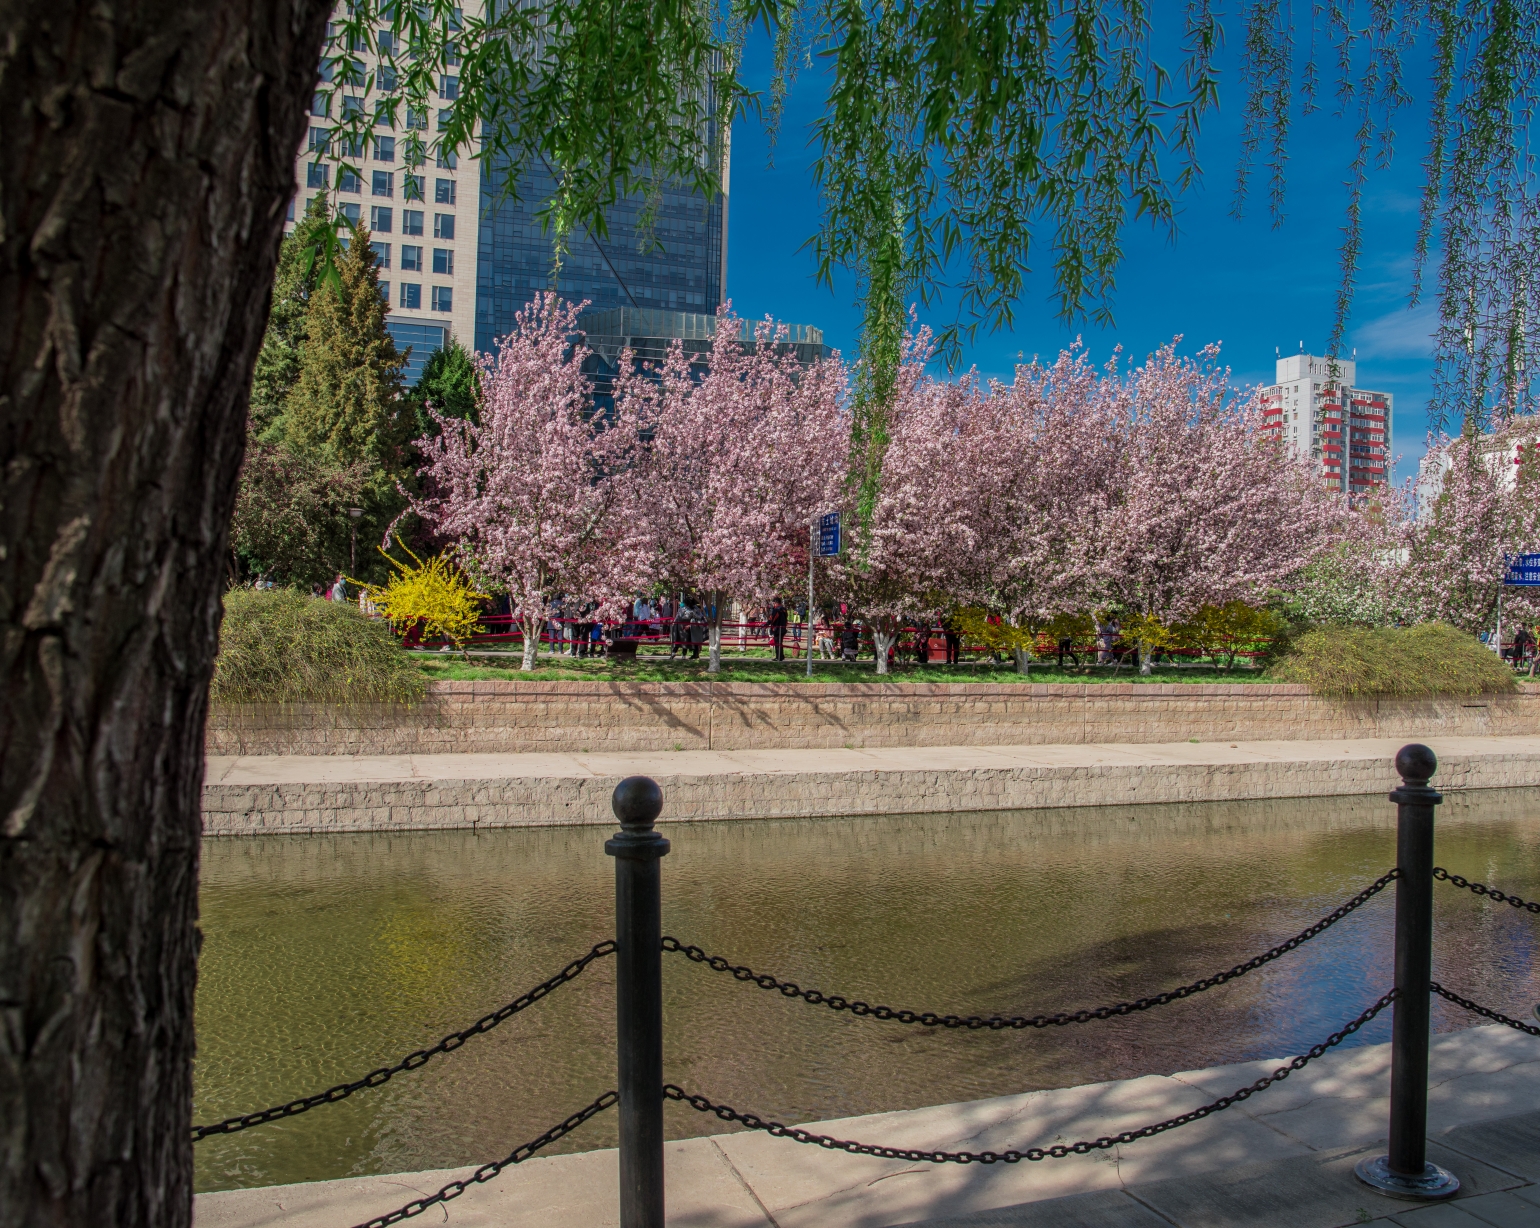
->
<box><xmin>284</xmin><ymin>223</ymin><xmax>411</xmax><ymax>470</ymax></box>
<box><xmin>413</xmin><ymin>338</ymin><xmax>480</xmax><ymax>437</ymax></box>
<box><xmin>249</xmin><ymin>195</ymin><xmax>333</xmax><ymax>437</ymax></box>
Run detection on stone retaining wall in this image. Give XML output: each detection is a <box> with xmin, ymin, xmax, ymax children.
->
<box><xmin>205</xmin><ymin>680</ymin><xmax>1540</xmax><ymax>757</ymax></box>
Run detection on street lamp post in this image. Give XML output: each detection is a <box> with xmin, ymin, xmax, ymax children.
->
<box><xmin>347</xmin><ymin>507</ymin><xmax>364</xmax><ymax>575</ymax></box>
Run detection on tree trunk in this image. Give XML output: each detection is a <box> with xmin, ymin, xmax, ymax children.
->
<box><xmin>707</xmin><ymin>588</ymin><xmax>722</xmax><ymax>673</ymax></box>
<box><xmin>0</xmin><ymin>4</ymin><xmax>330</xmax><ymax>1226</ymax></box>
<box><xmin>1012</xmin><ymin>646</ymin><xmax>1031</xmax><ymax>676</ymax></box>
<box><xmin>872</xmin><ymin>628</ymin><xmax>895</xmax><ymax>674</ymax></box>
<box><xmin>522</xmin><ymin>614</ymin><xmax>541</xmax><ymax>670</ymax></box>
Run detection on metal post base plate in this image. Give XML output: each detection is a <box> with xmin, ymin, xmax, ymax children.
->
<box><xmin>1354</xmin><ymin>1155</ymin><xmax>1461</xmax><ymax>1201</ymax></box>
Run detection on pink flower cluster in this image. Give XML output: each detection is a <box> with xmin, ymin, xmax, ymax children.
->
<box><xmin>409</xmin><ymin>298</ymin><xmax>1356</xmax><ymax>670</ymax></box>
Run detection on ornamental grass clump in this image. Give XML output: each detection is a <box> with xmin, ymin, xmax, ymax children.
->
<box><xmin>1267</xmin><ymin>623</ymin><xmax>1515</xmax><ymax>699</ymax></box>
<box><xmin>213</xmin><ymin>587</ymin><xmax>427</xmax><ymax>704</ymax></box>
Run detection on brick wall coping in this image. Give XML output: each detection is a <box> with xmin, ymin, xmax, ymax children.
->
<box><xmin>416</xmin><ymin>679</ymin><xmax>1539</xmax><ymax>701</ymax></box>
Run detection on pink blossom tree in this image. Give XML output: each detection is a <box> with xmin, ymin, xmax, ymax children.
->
<box><xmin>825</xmin><ymin>331</ymin><xmax>976</xmax><ymax>672</ymax></box>
<box><xmin>1396</xmin><ymin>421</ymin><xmax>1540</xmax><ymax>635</ymax></box>
<box><xmin>1092</xmin><ymin>343</ymin><xmax>1341</xmax><ymax>672</ymax></box>
<box><xmin>633</xmin><ymin>309</ymin><xmax>849</xmax><ymax>672</ymax></box>
<box><xmin>407</xmin><ymin>293</ymin><xmax>647</xmax><ymax>670</ymax></box>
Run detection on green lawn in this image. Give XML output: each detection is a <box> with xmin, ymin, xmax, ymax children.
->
<box><xmin>410</xmin><ymin>650</ymin><xmax>1272</xmax><ymax>685</ymax></box>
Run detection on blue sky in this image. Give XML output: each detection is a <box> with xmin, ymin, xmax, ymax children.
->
<box><xmin>723</xmin><ymin>28</ymin><xmax>1443</xmax><ymax>485</ymax></box>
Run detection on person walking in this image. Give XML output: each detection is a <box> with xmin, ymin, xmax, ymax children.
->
<box><xmin>942</xmin><ymin>613</ymin><xmax>962</xmax><ymax>665</ymax></box>
<box><xmin>913</xmin><ymin>622</ymin><xmax>931</xmax><ymax>664</ymax></box>
<box><xmin>1513</xmin><ymin>623</ymin><xmax>1535</xmax><ymax>668</ymax></box>
<box><xmin>840</xmin><ymin>620</ymin><xmax>861</xmax><ymax>662</ymax></box>
<box><xmin>768</xmin><ymin>596</ymin><xmax>788</xmax><ymax>661</ymax></box>
<box><xmin>670</xmin><ymin>601</ymin><xmax>690</xmax><ymax>659</ymax></box>
<box><xmin>1057</xmin><ymin>634</ymin><xmax>1080</xmax><ymax>668</ymax></box>
<box><xmin>688</xmin><ymin>602</ymin><xmax>708</xmax><ymax>660</ymax></box>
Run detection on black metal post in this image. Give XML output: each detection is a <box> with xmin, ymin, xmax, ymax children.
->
<box><xmin>1355</xmin><ymin>744</ymin><xmax>1459</xmax><ymax>1201</ymax></box>
<box><xmin>606</xmin><ymin>777</ymin><xmax>669</xmax><ymax>1228</ymax></box>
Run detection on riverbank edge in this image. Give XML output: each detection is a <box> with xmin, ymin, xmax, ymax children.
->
<box><xmin>206</xmin><ymin>681</ymin><xmax>1540</xmax><ymax>757</ymax></box>
<box><xmin>201</xmin><ymin>736</ymin><xmax>1540</xmax><ymax>835</ymax></box>
<box><xmin>192</xmin><ymin>1023</ymin><xmax>1540</xmax><ymax>1228</ymax></box>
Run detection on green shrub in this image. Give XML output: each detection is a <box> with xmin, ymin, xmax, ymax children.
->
<box><xmin>213</xmin><ymin>588</ymin><xmax>427</xmax><ymax>704</ymax></box>
<box><xmin>1266</xmin><ymin>622</ymin><xmax>1516</xmax><ymax>698</ymax></box>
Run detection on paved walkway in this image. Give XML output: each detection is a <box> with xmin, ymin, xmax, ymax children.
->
<box><xmin>194</xmin><ymin>1023</ymin><xmax>1540</xmax><ymax>1228</ymax></box>
<box><xmin>202</xmin><ymin>736</ymin><xmax>1540</xmax><ymax>833</ymax></box>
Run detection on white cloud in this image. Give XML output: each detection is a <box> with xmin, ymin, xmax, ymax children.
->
<box><xmin>1349</xmin><ymin>301</ymin><xmax>1439</xmax><ymax>360</ymax></box>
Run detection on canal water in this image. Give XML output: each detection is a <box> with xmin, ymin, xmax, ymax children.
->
<box><xmin>193</xmin><ymin>790</ymin><xmax>1540</xmax><ymax>1193</ymax></box>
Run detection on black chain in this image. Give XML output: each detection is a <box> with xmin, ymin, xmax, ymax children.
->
<box><xmin>1433</xmin><ymin>868</ymin><xmax>1540</xmax><ymax>914</ymax></box>
<box><xmin>664</xmin><ymin>989</ymin><xmax>1395</xmax><ymax>1164</ymax></box>
<box><xmin>1431</xmin><ymin>982</ymin><xmax>1540</xmax><ymax>1036</ymax></box>
<box><xmin>663</xmin><ymin>870</ymin><xmax>1397</xmax><ymax>1030</ymax></box>
<box><xmin>350</xmin><ymin>1091</ymin><xmax>618</xmax><ymax>1228</ymax></box>
<box><xmin>191</xmin><ymin>941</ymin><xmax>617</xmax><ymax>1141</ymax></box>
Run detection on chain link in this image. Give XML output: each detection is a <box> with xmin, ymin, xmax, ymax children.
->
<box><xmin>1433</xmin><ymin>868</ymin><xmax>1540</xmax><ymax>914</ymax></box>
<box><xmin>663</xmin><ymin>871</ymin><xmax>1397</xmax><ymax>1030</ymax></box>
<box><xmin>1431</xmin><ymin>982</ymin><xmax>1540</xmax><ymax>1036</ymax></box>
<box><xmin>191</xmin><ymin>941</ymin><xmax>617</xmax><ymax>1141</ymax></box>
<box><xmin>349</xmin><ymin>1090</ymin><xmax>618</xmax><ymax>1228</ymax></box>
<box><xmin>664</xmin><ymin>989</ymin><xmax>1395</xmax><ymax>1164</ymax></box>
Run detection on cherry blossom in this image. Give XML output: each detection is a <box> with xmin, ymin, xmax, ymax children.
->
<box><xmin>406</xmin><ymin>293</ymin><xmax>647</xmax><ymax>670</ymax></box>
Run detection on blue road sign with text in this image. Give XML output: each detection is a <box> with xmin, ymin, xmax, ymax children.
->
<box><xmin>818</xmin><ymin>512</ymin><xmax>841</xmax><ymax>557</ymax></box>
<box><xmin>1504</xmin><ymin>553</ymin><xmax>1540</xmax><ymax>586</ymax></box>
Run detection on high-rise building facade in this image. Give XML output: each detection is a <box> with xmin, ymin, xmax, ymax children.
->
<box><xmin>284</xmin><ymin>12</ymin><xmax>729</xmax><ymax>384</ymax></box>
<box><xmin>1260</xmin><ymin>354</ymin><xmax>1393</xmax><ymax>493</ymax></box>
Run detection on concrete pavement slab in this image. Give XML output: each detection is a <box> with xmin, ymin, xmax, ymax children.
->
<box><xmin>1166</xmin><ymin>1027</ymin><xmax>1540</xmax><ymax>1152</ymax></box>
<box><xmin>888</xmin><ymin>1187</ymin><xmax>1170</xmax><ymax>1226</ymax></box>
<box><xmin>1128</xmin><ymin>1140</ymin><xmax>1524</xmax><ymax>1228</ymax></box>
<box><xmin>1439</xmin><ymin>1110</ymin><xmax>1540</xmax><ymax>1183</ymax></box>
<box><xmin>706</xmin><ymin>1071</ymin><xmax>1313</xmax><ymax>1228</ymax></box>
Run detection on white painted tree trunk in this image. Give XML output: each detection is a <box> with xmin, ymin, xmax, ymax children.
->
<box><xmin>522</xmin><ymin>615</ymin><xmax>541</xmax><ymax>671</ymax></box>
<box><xmin>873</xmin><ymin>628</ymin><xmax>896</xmax><ymax>674</ymax></box>
<box><xmin>1013</xmin><ymin>646</ymin><xmax>1031</xmax><ymax>675</ymax></box>
<box><xmin>708</xmin><ymin>589</ymin><xmax>723</xmax><ymax>673</ymax></box>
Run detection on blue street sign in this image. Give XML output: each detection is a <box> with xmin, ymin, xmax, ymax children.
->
<box><xmin>1503</xmin><ymin>553</ymin><xmax>1540</xmax><ymax>586</ymax></box>
<box><xmin>817</xmin><ymin>511</ymin><xmax>841</xmax><ymax>557</ymax></box>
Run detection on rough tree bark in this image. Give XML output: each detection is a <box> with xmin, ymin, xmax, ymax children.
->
<box><xmin>0</xmin><ymin>3</ymin><xmax>330</xmax><ymax>1225</ymax></box>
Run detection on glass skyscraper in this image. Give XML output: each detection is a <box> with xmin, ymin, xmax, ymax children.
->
<box><xmin>474</xmin><ymin>158</ymin><xmax>727</xmax><ymax>356</ymax></box>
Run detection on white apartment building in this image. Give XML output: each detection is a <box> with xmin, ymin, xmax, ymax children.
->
<box><xmin>284</xmin><ymin>21</ymin><xmax>478</xmax><ymax>380</ymax></box>
<box><xmin>1260</xmin><ymin>353</ymin><xmax>1393</xmax><ymax>493</ymax></box>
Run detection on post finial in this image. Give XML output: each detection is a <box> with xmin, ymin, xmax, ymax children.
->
<box><xmin>1395</xmin><ymin>744</ymin><xmax>1438</xmax><ymax>785</ymax></box>
<box><xmin>612</xmin><ymin>776</ymin><xmax>663</xmax><ymax>831</ymax></box>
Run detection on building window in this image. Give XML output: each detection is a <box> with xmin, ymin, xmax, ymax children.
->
<box><xmin>307</xmin><ymin>126</ymin><xmax>330</xmax><ymax>153</ymax></box>
<box><xmin>342</xmin><ymin>95</ymin><xmax>364</xmax><ymax>121</ymax></box>
<box><xmin>374</xmin><ymin>135</ymin><xmax>395</xmax><ymax>162</ymax></box>
<box><xmin>400</xmin><ymin>245</ymin><xmax>423</xmax><ymax>271</ymax></box>
<box><xmin>370</xmin><ymin>205</ymin><xmax>393</xmax><ymax>232</ymax></box>
<box><xmin>437</xmin><ymin>108</ymin><xmax>452</xmax><ymax>131</ymax></box>
<box><xmin>434</xmin><ymin>213</ymin><xmax>454</xmax><ymax>240</ymax></box>
<box><xmin>435</xmin><ymin>178</ymin><xmax>456</xmax><ymax>205</ymax></box>
<box><xmin>306</xmin><ymin>161</ymin><xmax>329</xmax><ymax>189</ymax></box>
<box><xmin>403</xmin><ymin>174</ymin><xmax>424</xmax><ymax>201</ymax></box>
<box><xmin>444</xmin><ymin>41</ymin><xmax>461</xmax><ymax>67</ymax></box>
<box><xmin>377</xmin><ymin>64</ymin><xmax>398</xmax><ymax>93</ymax></box>
<box><xmin>370</xmin><ymin>241</ymin><xmax>390</xmax><ymax>269</ymax></box>
<box><xmin>338</xmin><ymin>168</ymin><xmax>361</xmax><ymax>194</ymax></box>
<box><xmin>286</xmin><ymin>198</ymin><xmax>295</xmax><ymax>223</ymax></box>
<box><xmin>372</xmin><ymin>170</ymin><xmax>393</xmax><ymax>197</ymax></box>
<box><xmin>338</xmin><ymin>202</ymin><xmax>360</xmax><ymax>225</ymax></box>
<box><xmin>432</xmin><ymin>286</ymin><xmax>453</xmax><ymax>312</ymax></box>
<box><xmin>439</xmin><ymin>75</ymin><xmax>460</xmax><ymax>100</ymax></box>
<box><xmin>339</xmin><ymin>134</ymin><xmax>364</xmax><ymax>159</ymax></box>
<box><xmin>400</xmin><ymin>283</ymin><xmax>422</xmax><ymax>310</ymax></box>
<box><xmin>402</xmin><ymin>210</ymin><xmax>424</xmax><ymax>236</ymax></box>
<box><xmin>406</xmin><ymin>107</ymin><xmax>428</xmax><ymax>130</ymax></box>
<box><xmin>311</xmin><ymin>92</ymin><xmax>329</xmax><ymax>118</ymax></box>
<box><xmin>379</xmin><ymin>281</ymin><xmax>389</xmax><ymax>302</ymax></box>
<box><xmin>436</xmin><ymin>150</ymin><xmax>458</xmax><ymax>170</ymax></box>
<box><xmin>432</xmin><ymin>248</ymin><xmax>454</xmax><ymax>275</ymax></box>
<box><xmin>377</xmin><ymin>30</ymin><xmax>396</xmax><ymax>55</ymax></box>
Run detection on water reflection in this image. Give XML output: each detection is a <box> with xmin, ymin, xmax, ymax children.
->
<box><xmin>194</xmin><ymin>789</ymin><xmax>1540</xmax><ymax>1192</ymax></box>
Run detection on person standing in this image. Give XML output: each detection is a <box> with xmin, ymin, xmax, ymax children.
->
<box><xmin>942</xmin><ymin>613</ymin><xmax>962</xmax><ymax>665</ymax></box>
<box><xmin>840</xmin><ymin>620</ymin><xmax>861</xmax><ymax>662</ymax></box>
<box><xmin>768</xmin><ymin>596</ymin><xmax>788</xmax><ymax>661</ymax></box>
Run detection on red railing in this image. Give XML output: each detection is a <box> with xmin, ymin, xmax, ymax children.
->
<box><xmin>404</xmin><ymin>615</ymin><xmax>1275</xmax><ymax>667</ymax></box>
